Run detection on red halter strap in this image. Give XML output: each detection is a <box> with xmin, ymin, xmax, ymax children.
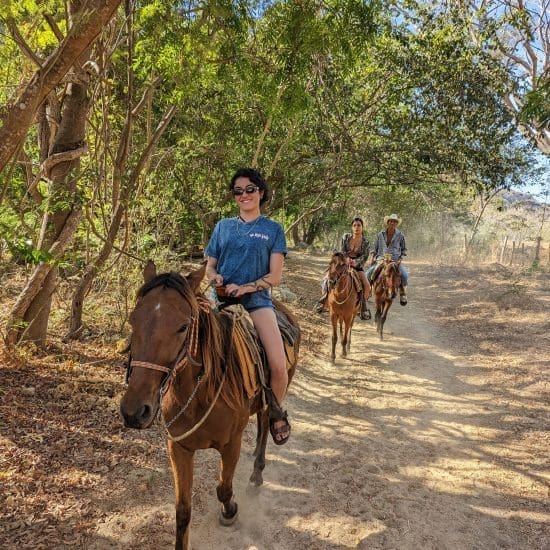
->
<box><xmin>129</xmin><ymin>360</ymin><xmax>171</xmax><ymax>374</ymax></box>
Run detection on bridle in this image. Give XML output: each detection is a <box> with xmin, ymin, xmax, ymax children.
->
<box><xmin>125</xmin><ymin>294</ymin><xmax>225</xmax><ymax>441</ymax></box>
<box><xmin>380</xmin><ymin>261</ymin><xmax>400</xmax><ymax>299</ymax></box>
<box><xmin>328</xmin><ymin>256</ymin><xmax>354</xmax><ymax>305</ymax></box>
<box><xmin>125</xmin><ymin>315</ymin><xmax>198</xmax><ymax>385</ymax></box>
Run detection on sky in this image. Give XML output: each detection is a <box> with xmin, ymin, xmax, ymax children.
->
<box><xmin>518</xmin><ymin>151</ymin><xmax>550</xmax><ymax>200</ymax></box>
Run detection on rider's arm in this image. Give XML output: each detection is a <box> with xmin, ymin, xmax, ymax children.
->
<box><xmin>371</xmin><ymin>234</ymin><xmax>381</xmax><ymax>263</ymax></box>
<box><xmin>400</xmin><ymin>233</ymin><xmax>407</xmax><ymax>259</ymax></box>
<box><xmin>256</xmin><ymin>252</ymin><xmax>284</xmax><ymax>289</ymax></box>
<box><xmin>205</xmin><ymin>256</ymin><xmax>223</xmax><ymax>286</ymax></box>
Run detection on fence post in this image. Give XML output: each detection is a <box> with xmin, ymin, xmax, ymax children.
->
<box><xmin>534</xmin><ymin>236</ymin><xmax>542</xmax><ymax>263</ymax></box>
<box><xmin>500</xmin><ymin>235</ymin><xmax>508</xmax><ymax>263</ymax></box>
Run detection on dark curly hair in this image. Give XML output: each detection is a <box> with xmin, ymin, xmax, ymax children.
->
<box><xmin>229</xmin><ymin>167</ymin><xmax>270</xmax><ymax>206</ymax></box>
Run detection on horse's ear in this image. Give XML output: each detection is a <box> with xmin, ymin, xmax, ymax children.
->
<box><xmin>186</xmin><ymin>263</ymin><xmax>206</xmax><ymax>293</ymax></box>
<box><xmin>143</xmin><ymin>260</ymin><xmax>157</xmax><ymax>283</ymax></box>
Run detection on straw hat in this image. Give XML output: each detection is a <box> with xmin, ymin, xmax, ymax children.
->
<box><xmin>383</xmin><ymin>213</ymin><xmax>401</xmax><ymax>225</ymax></box>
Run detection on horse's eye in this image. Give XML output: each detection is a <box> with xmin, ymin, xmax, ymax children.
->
<box><xmin>177</xmin><ymin>324</ymin><xmax>189</xmax><ymax>334</ymax></box>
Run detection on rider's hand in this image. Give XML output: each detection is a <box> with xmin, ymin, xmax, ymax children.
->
<box><xmin>210</xmin><ymin>274</ymin><xmax>224</xmax><ymax>287</ymax></box>
<box><xmin>226</xmin><ymin>283</ymin><xmax>248</xmax><ymax>298</ymax></box>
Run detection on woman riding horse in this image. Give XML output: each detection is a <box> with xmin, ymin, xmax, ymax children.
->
<box><xmin>316</xmin><ymin>217</ymin><xmax>371</xmax><ymax>319</ymax></box>
<box><xmin>205</xmin><ymin>168</ymin><xmax>291</xmax><ymax>445</ymax></box>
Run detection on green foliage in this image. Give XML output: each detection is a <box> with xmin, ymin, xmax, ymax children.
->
<box><xmin>519</xmin><ymin>78</ymin><xmax>550</xmax><ymax>132</ymax></box>
<box><xmin>0</xmin><ymin>0</ymin><xmax>537</xmax><ymax>267</ymax></box>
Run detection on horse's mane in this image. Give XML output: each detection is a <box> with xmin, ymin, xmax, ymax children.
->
<box><xmin>138</xmin><ymin>272</ymin><xmax>188</xmax><ymax>299</ymax></box>
<box><xmin>138</xmin><ymin>272</ymin><xmax>245</xmax><ymax>411</ymax></box>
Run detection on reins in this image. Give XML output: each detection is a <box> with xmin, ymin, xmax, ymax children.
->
<box><xmin>329</xmin><ymin>265</ymin><xmax>355</xmax><ymax>305</ymax></box>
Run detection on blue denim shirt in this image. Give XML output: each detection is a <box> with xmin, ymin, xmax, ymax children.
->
<box><xmin>372</xmin><ymin>229</ymin><xmax>407</xmax><ymax>261</ymax></box>
<box><xmin>205</xmin><ymin>216</ymin><xmax>287</xmax><ymax>311</ymax></box>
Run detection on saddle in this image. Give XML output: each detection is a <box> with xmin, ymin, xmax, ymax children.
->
<box><xmin>220</xmin><ymin>304</ymin><xmax>297</xmax><ymax>407</ymax></box>
<box><xmin>370</xmin><ymin>263</ymin><xmax>383</xmax><ymax>284</ymax></box>
<box><xmin>349</xmin><ymin>268</ymin><xmax>363</xmax><ymax>294</ymax></box>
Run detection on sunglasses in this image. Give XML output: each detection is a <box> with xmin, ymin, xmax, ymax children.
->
<box><xmin>232</xmin><ymin>185</ymin><xmax>260</xmax><ymax>196</ymax></box>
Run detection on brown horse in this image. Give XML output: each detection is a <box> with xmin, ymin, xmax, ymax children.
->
<box><xmin>119</xmin><ymin>262</ymin><xmax>300</xmax><ymax>550</ymax></box>
<box><xmin>372</xmin><ymin>255</ymin><xmax>402</xmax><ymax>340</ymax></box>
<box><xmin>327</xmin><ymin>252</ymin><xmax>360</xmax><ymax>361</ymax></box>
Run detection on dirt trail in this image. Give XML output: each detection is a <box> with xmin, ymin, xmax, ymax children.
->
<box><xmin>87</xmin><ymin>254</ymin><xmax>549</xmax><ymax>550</ymax></box>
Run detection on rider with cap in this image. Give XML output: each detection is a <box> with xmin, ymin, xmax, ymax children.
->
<box><xmin>366</xmin><ymin>213</ymin><xmax>409</xmax><ymax>305</ymax></box>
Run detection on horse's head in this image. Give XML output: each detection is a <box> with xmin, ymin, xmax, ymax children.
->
<box><xmin>328</xmin><ymin>252</ymin><xmax>347</xmax><ymax>288</ymax></box>
<box><xmin>381</xmin><ymin>259</ymin><xmax>401</xmax><ymax>300</ymax></box>
<box><xmin>120</xmin><ymin>261</ymin><xmax>206</xmax><ymax>429</ymax></box>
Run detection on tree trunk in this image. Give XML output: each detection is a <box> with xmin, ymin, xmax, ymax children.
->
<box><xmin>499</xmin><ymin>235</ymin><xmax>508</xmax><ymax>264</ymax></box>
<box><xmin>534</xmin><ymin>236</ymin><xmax>542</xmax><ymax>263</ymax></box>
<box><xmin>20</xmin><ymin>79</ymin><xmax>90</xmax><ymax>343</ymax></box>
<box><xmin>6</xmin><ymin>0</ymin><xmax>97</xmax><ymax>345</ymax></box>
<box><xmin>291</xmin><ymin>225</ymin><xmax>300</xmax><ymax>247</ymax></box>
<box><xmin>0</xmin><ymin>0</ymin><xmax>122</xmax><ymax>172</ymax></box>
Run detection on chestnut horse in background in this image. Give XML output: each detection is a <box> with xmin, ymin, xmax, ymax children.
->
<box><xmin>327</xmin><ymin>252</ymin><xmax>360</xmax><ymax>361</ymax></box>
<box><xmin>372</xmin><ymin>255</ymin><xmax>402</xmax><ymax>340</ymax></box>
<box><xmin>120</xmin><ymin>262</ymin><xmax>300</xmax><ymax>550</ymax></box>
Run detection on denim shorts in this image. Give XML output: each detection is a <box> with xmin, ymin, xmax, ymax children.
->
<box><xmin>214</xmin><ymin>288</ymin><xmax>273</xmax><ymax>312</ymax></box>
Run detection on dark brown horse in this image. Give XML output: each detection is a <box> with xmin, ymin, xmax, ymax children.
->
<box><xmin>119</xmin><ymin>262</ymin><xmax>300</xmax><ymax>550</ymax></box>
<box><xmin>372</xmin><ymin>255</ymin><xmax>402</xmax><ymax>340</ymax></box>
<box><xmin>327</xmin><ymin>252</ymin><xmax>360</xmax><ymax>361</ymax></box>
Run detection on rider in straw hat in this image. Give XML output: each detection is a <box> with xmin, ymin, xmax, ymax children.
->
<box><xmin>365</xmin><ymin>213</ymin><xmax>409</xmax><ymax>305</ymax></box>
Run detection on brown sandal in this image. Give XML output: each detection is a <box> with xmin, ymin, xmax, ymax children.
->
<box><xmin>269</xmin><ymin>414</ymin><xmax>291</xmax><ymax>446</ymax></box>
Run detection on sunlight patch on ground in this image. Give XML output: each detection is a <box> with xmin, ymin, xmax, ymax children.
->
<box><xmin>263</xmin><ymin>481</ymin><xmax>310</xmax><ymax>494</ymax></box>
<box><xmin>292</xmin><ymin>447</ymin><xmax>341</xmax><ymax>458</ymax></box>
<box><xmin>287</xmin><ymin>512</ymin><xmax>385</xmax><ymax>548</ymax></box>
<box><xmin>402</xmin><ymin>457</ymin><xmax>547</xmax><ymax>498</ymax></box>
<box><xmin>470</xmin><ymin>506</ymin><xmax>550</xmax><ymax>523</ymax></box>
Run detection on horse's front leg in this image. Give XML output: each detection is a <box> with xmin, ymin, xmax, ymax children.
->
<box><xmin>348</xmin><ymin>313</ymin><xmax>355</xmax><ymax>351</ymax></box>
<box><xmin>374</xmin><ymin>302</ymin><xmax>382</xmax><ymax>334</ymax></box>
<box><xmin>379</xmin><ymin>300</ymin><xmax>392</xmax><ymax>340</ymax></box>
<box><xmin>167</xmin><ymin>440</ymin><xmax>194</xmax><ymax>550</ymax></box>
<box><xmin>217</xmin><ymin>436</ymin><xmax>242</xmax><ymax>526</ymax></box>
<box><xmin>330</xmin><ymin>315</ymin><xmax>338</xmax><ymax>361</ymax></box>
<box><xmin>250</xmin><ymin>408</ymin><xmax>269</xmax><ymax>486</ymax></box>
<box><xmin>341</xmin><ymin>317</ymin><xmax>351</xmax><ymax>357</ymax></box>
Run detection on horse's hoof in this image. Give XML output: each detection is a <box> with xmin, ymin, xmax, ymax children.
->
<box><xmin>249</xmin><ymin>471</ymin><xmax>264</xmax><ymax>486</ymax></box>
<box><xmin>219</xmin><ymin>502</ymin><xmax>238</xmax><ymax>526</ymax></box>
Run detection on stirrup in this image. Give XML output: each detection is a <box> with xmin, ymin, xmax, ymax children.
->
<box><xmin>314</xmin><ymin>296</ymin><xmax>326</xmax><ymax>314</ymax></box>
<box><xmin>360</xmin><ymin>308</ymin><xmax>371</xmax><ymax>320</ymax></box>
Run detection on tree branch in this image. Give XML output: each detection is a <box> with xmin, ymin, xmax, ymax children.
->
<box><xmin>0</xmin><ymin>0</ymin><xmax>123</xmax><ymax>173</ymax></box>
<box><xmin>6</xmin><ymin>18</ymin><xmax>44</xmax><ymax>67</ymax></box>
<box><xmin>43</xmin><ymin>13</ymin><xmax>65</xmax><ymax>42</ymax></box>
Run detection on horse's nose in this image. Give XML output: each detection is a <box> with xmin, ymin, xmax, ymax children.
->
<box><xmin>120</xmin><ymin>403</ymin><xmax>152</xmax><ymax>429</ymax></box>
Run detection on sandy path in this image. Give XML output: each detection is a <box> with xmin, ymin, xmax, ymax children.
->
<box><xmin>90</xmin><ymin>258</ymin><xmax>548</xmax><ymax>550</ymax></box>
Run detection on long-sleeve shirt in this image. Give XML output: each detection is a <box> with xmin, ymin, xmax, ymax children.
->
<box><xmin>340</xmin><ymin>233</ymin><xmax>370</xmax><ymax>269</ymax></box>
<box><xmin>372</xmin><ymin>229</ymin><xmax>407</xmax><ymax>262</ymax></box>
